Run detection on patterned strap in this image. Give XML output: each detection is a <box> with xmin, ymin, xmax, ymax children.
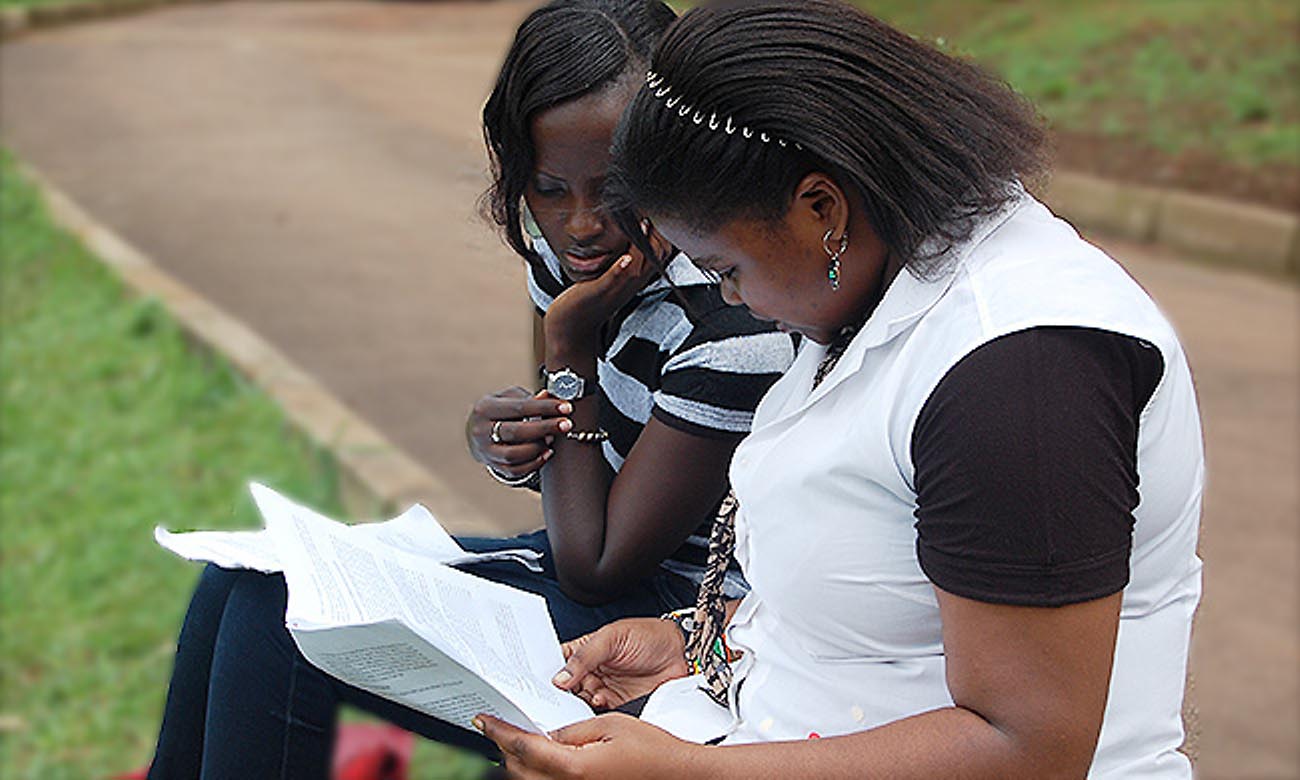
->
<box><xmin>684</xmin><ymin>336</ymin><xmax>854</xmax><ymax>708</ymax></box>
<box><xmin>685</xmin><ymin>490</ymin><xmax>739</xmax><ymax>707</ymax></box>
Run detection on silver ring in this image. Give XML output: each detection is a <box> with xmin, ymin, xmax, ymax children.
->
<box><xmin>491</xmin><ymin>420</ymin><xmax>505</xmax><ymax>445</ymax></box>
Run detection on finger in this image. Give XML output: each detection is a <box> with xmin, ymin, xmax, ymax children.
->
<box><xmin>590</xmin><ymin>688</ymin><xmax>616</xmax><ymax>710</ymax></box>
<box><xmin>591</xmin><ymin>252</ymin><xmax>635</xmax><ymax>288</ymax></box>
<box><xmin>549</xmin><ymin>713</ymin><xmax>629</xmax><ymax>746</ymax></box>
<box><xmin>486</xmin><ymin>443</ymin><xmax>549</xmax><ymax>469</ymax></box>
<box><xmin>552</xmin><ymin>629</ymin><xmax>616</xmax><ymax>691</ymax></box>
<box><xmin>489</xmin><ymin>452</ymin><xmax>550</xmax><ymax>478</ymax></box>
<box><xmin>476</xmin><ymin>716</ymin><xmax>568</xmax><ymax>776</ymax></box>
<box><xmin>498</xmin><ymin>417</ymin><xmax>573</xmax><ymax>444</ymax></box>
<box><xmin>579</xmin><ymin>678</ymin><xmax>618</xmax><ymax>710</ymax></box>
<box><xmin>479</xmin><ymin>396</ymin><xmax>573</xmax><ymax>420</ymax></box>
<box><xmin>579</xmin><ymin>674</ymin><xmax>604</xmax><ymax>699</ymax></box>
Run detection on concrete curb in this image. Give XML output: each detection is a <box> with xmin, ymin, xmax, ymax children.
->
<box><xmin>18</xmin><ymin>158</ymin><xmax>510</xmax><ymax>536</ymax></box>
<box><xmin>1044</xmin><ymin>171</ymin><xmax>1299</xmax><ymax>278</ymax></box>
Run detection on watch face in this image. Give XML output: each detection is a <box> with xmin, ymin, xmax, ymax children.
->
<box><xmin>550</xmin><ymin>371</ymin><xmax>584</xmax><ymax>400</ymax></box>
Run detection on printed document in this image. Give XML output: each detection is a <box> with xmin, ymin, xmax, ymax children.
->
<box><xmin>156</xmin><ymin>483</ymin><xmax>591</xmax><ymax>734</ymax></box>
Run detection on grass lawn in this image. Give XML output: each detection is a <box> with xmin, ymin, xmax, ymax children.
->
<box><xmin>0</xmin><ymin>151</ymin><xmax>487</xmax><ymax>779</ymax></box>
<box><xmin>861</xmin><ymin>0</ymin><xmax>1298</xmax><ymax>170</ymax></box>
<box><xmin>672</xmin><ymin>0</ymin><xmax>1299</xmax><ymax>208</ymax></box>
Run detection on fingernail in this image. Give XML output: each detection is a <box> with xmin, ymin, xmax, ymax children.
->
<box><xmin>552</xmin><ymin>670</ymin><xmax>572</xmax><ymax>686</ymax></box>
<box><xmin>559</xmin><ymin>419</ymin><xmax>573</xmax><ymax>432</ymax></box>
<box><xmin>558</xmin><ymin>402</ymin><xmax>573</xmax><ymax>414</ymax></box>
<box><xmin>543</xmin><ymin>449</ymin><xmax>553</xmax><ymax>461</ymax></box>
<box><xmin>619</xmin><ymin>255</ymin><xmax>633</xmax><ymax>268</ymax></box>
<box><xmin>471</xmin><ymin>716</ymin><xmax>485</xmax><ymax>732</ymax></box>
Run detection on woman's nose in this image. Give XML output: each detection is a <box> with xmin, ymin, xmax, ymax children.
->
<box><xmin>565</xmin><ymin>205</ymin><xmax>605</xmax><ymax>244</ymax></box>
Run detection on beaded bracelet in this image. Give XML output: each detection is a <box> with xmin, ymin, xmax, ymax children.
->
<box><xmin>565</xmin><ymin>429</ymin><xmax>609</xmax><ymax>443</ymax></box>
<box><xmin>660</xmin><ymin>607</ymin><xmax>697</xmax><ymax>666</ymax></box>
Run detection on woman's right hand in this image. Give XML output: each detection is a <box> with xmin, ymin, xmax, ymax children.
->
<box><xmin>466</xmin><ymin>387</ymin><xmax>573</xmax><ymax>479</ymax></box>
<box><xmin>551</xmin><ymin>617</ymin><xmax>691</xmax><ymax>709</ymax></box>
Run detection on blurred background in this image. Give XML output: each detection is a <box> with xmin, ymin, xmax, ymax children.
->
<box><xmin>0</xmin><ymin>0</ymin><xmax>1295</xmax><ymax>777</ymax></box>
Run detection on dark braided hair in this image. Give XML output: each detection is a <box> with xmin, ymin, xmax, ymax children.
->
<box><xmin>609</xmin><ymin>0</ymin><xmax>1048</xmax><ymax>275</ymax></box>
<box><xmin>481</xmin><ymin>0</ymin><xmax>676</xmax><ymax>265</ymax></box>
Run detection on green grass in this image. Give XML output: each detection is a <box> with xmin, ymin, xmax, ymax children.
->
<box><xmin>673</xmin><ymin>0</ymin><xmax>1299</xmax><ymax>171</ymax></box>
<box><xmin>0</xmin><ymin>151</ymin><xmax>487</xmax><ymax>779</ymax></box>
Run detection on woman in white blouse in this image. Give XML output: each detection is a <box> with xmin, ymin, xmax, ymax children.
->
<box><xmin>474</xmin><ymin>1</ymin><xmax>1204</xmax><ymax>778</ymax></box>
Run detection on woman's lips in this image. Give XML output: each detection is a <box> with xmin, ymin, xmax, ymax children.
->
<box><xmin>564</xmin><ymin>251</ymin><xmax>614</xmax><ymax>276</ymax></box>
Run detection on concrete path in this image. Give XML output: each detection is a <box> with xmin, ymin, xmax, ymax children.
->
<box><xmin>2</xmin><ymin>3</ymin><xmax>1295</xmax><ymax>776</ymax></box>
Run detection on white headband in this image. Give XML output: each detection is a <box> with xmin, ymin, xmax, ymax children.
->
<box><xmin>644</xmin><ymin>71</ymin><xmax>804</xmax><ymax>150</ymax></box>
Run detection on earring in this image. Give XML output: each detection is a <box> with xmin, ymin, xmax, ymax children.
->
<box><xmin>822</xmin><ymin>228</ymin><xmax>850</xmax><ymax>291</ymax></box>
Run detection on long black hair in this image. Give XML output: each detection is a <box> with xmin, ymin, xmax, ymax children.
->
<box><xmin>481</xmin><ymin>0</ymin><xmax>676</xmax><ymax>264</ymax></box>
<box><xmin>609</xmin><ymin>0</ymin><xmax>1048</xmax><ymax>275</ymax></box>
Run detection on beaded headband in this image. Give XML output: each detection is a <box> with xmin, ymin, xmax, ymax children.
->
<box><xmin>644</xmin><ymin>71</ymin><xmax>804</xmax><ymax>150</ymax></box>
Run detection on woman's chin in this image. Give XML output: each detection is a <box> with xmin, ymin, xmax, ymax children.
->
<box><xmin>777</xmin><ymin>322</ymin><xmax>830</xmax><ymax>344</ymax></box>
<box><xmin>561</xmin><ymin>266</ymin><xmax>610</xmax><ymax>283</ymax></box>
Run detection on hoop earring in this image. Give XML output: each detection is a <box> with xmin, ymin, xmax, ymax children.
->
<box><xmin>822</xmin><ymin>228</ymin><xmax>849</xmax><ymax>291</ymax></box>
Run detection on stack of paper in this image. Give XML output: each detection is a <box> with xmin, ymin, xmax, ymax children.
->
<box><xmin>156</xmin><ymin>483</ymin><xmax>592</xmax><ymax>735</ymax></box>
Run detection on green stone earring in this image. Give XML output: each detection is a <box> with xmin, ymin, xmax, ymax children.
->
<box><xmin>823</xmin><ymin>228</ymin><xmax>849</xmax><ymax>291</ymax></box>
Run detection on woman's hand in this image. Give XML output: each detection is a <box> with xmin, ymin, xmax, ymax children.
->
<box><xmin>476</xmin><ymin>712</ymin><xmax>703</xmax><ymax>780</ymax></box>
<box><xmin>551</xmin><ymin>617</ymin><xmax>690</xmax><ymax>710</ymax></box>
<box><xmin>543</xmin><ymin>228</ymin><xmax>670</xmax><ymax>351</ymax></box>
<box><xmin>466</xmin><ymin>387</ymin><xmax>573</xmax><ymax>479</ymax></box>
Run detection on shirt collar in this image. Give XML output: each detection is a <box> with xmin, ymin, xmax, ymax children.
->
<box><xmin>641</xmin><ymin>252</ymin><xmax>714</xmax><ymax>293</ymax></box>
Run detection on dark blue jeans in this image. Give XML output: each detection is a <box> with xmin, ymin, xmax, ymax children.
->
<box><xmin>146</xmin><ymin>530</ymin><xmax>697</xmax><ymax>780</ymax></box>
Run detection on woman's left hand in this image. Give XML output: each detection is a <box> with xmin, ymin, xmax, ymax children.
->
<box><xmin>543</xmin><ymin>226</ymin><xmax>671</xmax><ymax>349</ymax></box>
<box><xmin>475</xmin><ymin>712</ymin><xmax>703</xmax><ymax>780</ymax></box>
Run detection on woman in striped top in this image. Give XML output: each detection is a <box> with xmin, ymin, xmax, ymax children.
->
<box><xmin>464</xmin><ymin>0</ymin><xmax>794</xmax><ymax>624</ymax></box>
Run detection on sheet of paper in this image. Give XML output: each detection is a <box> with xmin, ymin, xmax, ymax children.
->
<box><xmin>350</xmin><ymin>505</ymin><xmax>543</xmax><ymax>572</ymax></box>
<box><xmin>154</xmin><ymin>526</ymin><xmax>282</xmax><ymax>573</ymax></box>
<box><xmin>292</xmin><ymin>619</ymin><xmax>542</xmax><ymax>733</ymax></box>
<box><xmin>254</xmin><ymin>484</ymin><xmax>593</xmax><ymax>734</ymax></box>
<box><xmin>155</xmin><ymin>484</ymin><xmax>543</xmax><ymax>574</ymax></box>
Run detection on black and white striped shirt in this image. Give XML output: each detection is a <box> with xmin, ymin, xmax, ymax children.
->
<box><xmin>528</xmin><ymin>237</ymin><xmax>795</xmax><ymax>591</ymax></box>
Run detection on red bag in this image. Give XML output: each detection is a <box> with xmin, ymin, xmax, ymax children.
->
<box><xmin>115</xmin><ymin>723</ymin><xmax>415</xmax><ymax>780</ymax></box>
<box><xmin>332</xmin><ymin>723</ymin><xmax>415</xmax><ymax>780</ymax></box>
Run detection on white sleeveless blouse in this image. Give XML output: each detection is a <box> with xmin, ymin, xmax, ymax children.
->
<box><xmin>643</xmin><ymin>193</ymin><xmax>1203</xmax><ymax>779</ymax></box>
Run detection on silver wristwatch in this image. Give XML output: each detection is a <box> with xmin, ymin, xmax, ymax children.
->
<box><xmin>543</xmin><ymin>366</ymin><xmax>594</xmax><ymax>401</ymax></box>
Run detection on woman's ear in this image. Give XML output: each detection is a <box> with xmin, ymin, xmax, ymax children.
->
<box><xmin>790</xmin><ymin>172</ymin><xmax>849</xmax><ymax>239</ymax></box>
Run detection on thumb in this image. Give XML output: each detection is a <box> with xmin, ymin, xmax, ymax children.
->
<box><xmin>552</xmin><ymin>628</ymin><xmax>616</xmax><ymax>691</ymax></box>
<box><xmin>596</xmin><ymin>253</ymin><xmax>637</xmax><ymax>285</ymax></box>
<box><xmin>549</xmin><ymin>713</ymin><xmax>624</xmax><ymax>746</ymax></box>
<box><xmin>474</xmin><ymin>714</ymin><xmax>542</xmax><ymax>754</ymax></box>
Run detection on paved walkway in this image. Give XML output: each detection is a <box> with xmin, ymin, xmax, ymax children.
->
<box><xmin>2</xmin><ymin>3</ymin><xmax>1295</xmax><ymax>776</ymax></box>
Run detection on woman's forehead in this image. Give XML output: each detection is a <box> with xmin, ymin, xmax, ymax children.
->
<box><xmin>531</xmin><ymin>82</ymin><xmax>638</xmax><ymax>163</ymax></box>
